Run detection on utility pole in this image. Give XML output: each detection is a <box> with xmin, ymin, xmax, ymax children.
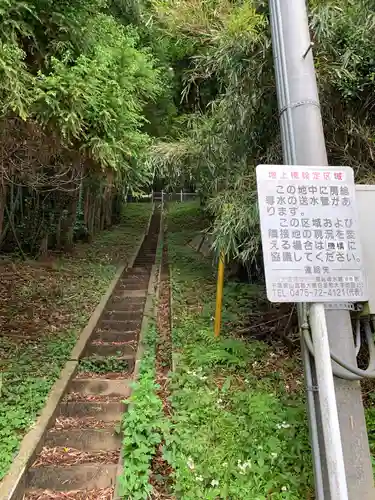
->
<box><xmin>268</xmin><ymin>1</ymin><xmax>374</xmax><ymax>499</ymax></box>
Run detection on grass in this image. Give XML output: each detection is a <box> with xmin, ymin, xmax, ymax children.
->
<box><xmin>0</xmin><ymin>202</ymin><xmax>152</xmax><ymax>481</ymax></box>
<box><xmin>164</xmin><ymin>201</ymin><xmax>313</xmax><ymax>499</ymax></box>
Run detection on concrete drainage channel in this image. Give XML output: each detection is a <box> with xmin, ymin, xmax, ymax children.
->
<box><xmin>0</xmin><ymin>208</ymin><xmax>161</xmax><ymax>500</ymax></box>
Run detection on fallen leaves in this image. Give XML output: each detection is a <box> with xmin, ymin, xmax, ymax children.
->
<box><xmin>32</xmin><ymin>447</ymin><xmax>119</xmax><ymax>467</ymax></box>
<box><xmin>24</xmin><ymin>487</ymin><xmax>114</xmax><ymax>499</ymax></box>
<box><xmin>53</xmin><ymin>417</ymin><xmax>111</xmax><ymax>430</ymax></box>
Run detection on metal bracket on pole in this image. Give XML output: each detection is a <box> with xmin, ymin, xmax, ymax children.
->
<box><xmin>279</xmin><ymin>100</ymin><xmax>320</xmax><ymax>116</ymax></box>
<box><xmin>306</xmin><ymin>385</ymin><xmax>319</xmax><ymax>392</ymax></box>
<box><xmin>302</xmin><ymin>42</ymin><xmax>314</xmax><ymax>59</ymax></box>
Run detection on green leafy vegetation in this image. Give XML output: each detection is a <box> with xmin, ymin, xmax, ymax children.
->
<box><xmin>365</xmin><ymin>402</ymin><xmax>375</xmax><ymax>472</ymax></box>
<box><xmin>78</xmin><ymin>356</ymin><xmax>129</xmax><ymax>374</ymax></box>
<box><xmin>0</xmin><ymin>203</ymin><xmax>151</xmax><ymax>480</ymax></box>
<box><xmin>164</xmin><ymin>202</ymin><xmax>313</xmax><ymax>499</ymax></box>
<box><xmin>0</xmin><ymin>333</ymin><xmax>77</xmax><ymax>479</ymax></box>
<box><xmin>0</xmin><ymin>0</ymin><xmax>175</xmax><ymax>255</ymax></box>
<box><xmin>119</xmin><ymin>325</ymin><xmax>165</xmax><ymax>500</ymax></box>
<box><xmin>149</xmin><ymin>0</ymin><xmax>375</xmax><ymax>268</ymax></box>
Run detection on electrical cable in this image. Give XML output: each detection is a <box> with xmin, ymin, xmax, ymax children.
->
<box><xmin>303</xmin><ymin>308</ymin><xmax>375</xmax><ymax>380</ymax></box>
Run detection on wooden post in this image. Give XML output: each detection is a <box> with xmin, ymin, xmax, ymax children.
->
<box><xmin>214</xmin><ymin>252</ymin><xmax>225</xmax><ymax>337</ymax></box>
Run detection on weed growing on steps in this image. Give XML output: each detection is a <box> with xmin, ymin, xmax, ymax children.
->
<box><xmin>78</xmin><ymin>355</ymin><xmax>129</xmax><ymax>373</ymax></box>
<box><xmin>119</xmin><ymin>325</ymin><xmax>165</xmax><ymax>500</ymax></box>
<box><xmin>164</xmin><ymin>201</ymin><xmax>313</xmax><ymax>499</ymax></box>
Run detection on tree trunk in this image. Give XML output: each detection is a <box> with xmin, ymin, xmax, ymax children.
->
<box><xmin>84</xmin><ymin>187</ymin><xmax>90</xmax><ymax>225</ymax></box>
<box><xmin>39</xmin><ymin>234</ymin><xmax>49</xmax><ymax>256</ymax></box>
<box><xmin>56</xmin><ymin>215</ymin><xmax>62</xmax><ymax>249</ymax></box>
<box><xmin>65</xmin><ymin>193</ymin><xmax>78</xmax><ymax>250</ymax></box>
<box><xmin>100</xmin><ymin>189</ymin><xmax>105</xmax><ymax>231</ymax></box>
<box><xmin>0</xmin><ymin>177</ymin><xmax>6</xmax><ymax>240</ymax></box>
<box><xmin>88</xmin><ymin>196</ymin><xmax>94</xmax><ymax>242</ymax></box>
<box><xmin>95</xmin><ymin>196</ymin><xmax>101</xmax><ymax>232</ymax></box>
<box><xmin>105</xmin><ymin>187</ymin><xmax>112</xmax><ymax>227</ymax></box>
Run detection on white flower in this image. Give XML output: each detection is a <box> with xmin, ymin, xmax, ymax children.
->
<box><xmin>276</xmin><ymin>421</ymin><xmax>291</xmax><ymax>430</ymax></box>
<box><xmin>211</xmin><ymin>479</ymin><xmax>219</xmax><ymax>487</ymax></box>
<box><xmin>237</xmin><ymin>459</ymin><xmax>252</xmax><ymax>474</ymax></box>
<box><xmin>187</xmin><ymin>457</ymin><xmax>195</xmax><ymax>470</ymax></box>
<box><xmin>281</xmin><ymin>486</ymin><xmax>288</xmax><ymax>491</ymax></box>
<box><xmin>196</xmin><ymin>475</ymin><xmax>203</xmax><ymax>482</ymax></box>
<box><xmin>271</xmin><ymin>452</ymin><xmax>278</xmax><ymax>459</ymax></box>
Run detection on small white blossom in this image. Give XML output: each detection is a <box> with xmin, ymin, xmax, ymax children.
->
<box><xmin>195</xmin><ymin>475</ymin><xmax>203</xmax><ymax>482</ymax></box>
<box><xmin>281</xmin><ymin>486</ymin><xmax>288</xmax><ymax>491</ymax></box>
<box><xmin>237</xmin><ymin>459</ymin><xmax>252</xmax><ymax>474</ymax></box>
<box><xmin>187</xmin><ymin>457</ymin><xmax>195</xmax><ymax>470</ymax></box>
<box><xmin>187</xmin><ymin>368</ymin><xmax>207</xmax><ymax>381</ymax></box>
<box><xmin>276</xmin><ymin>421</ymin><xmax>291</xmax><ymax>430</ymax></box>
<box><xmin>271</xmin><ymin>452</ymin><xmax>278</xmax><ymax>459</ymax></box>
<box><xmin>211</xmin><ymin>479</ymin><xmax>219</xmax><ymax>487</ymax></box>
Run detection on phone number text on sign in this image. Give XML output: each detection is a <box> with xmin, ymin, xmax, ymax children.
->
<box><xmin>256</xmin><ymin>165</ymin><xmax>368</xmax><ymax>303</ymax></box>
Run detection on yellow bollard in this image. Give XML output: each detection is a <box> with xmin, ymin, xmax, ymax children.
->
<box><xmin>214</xmin><ymin>251</ymin><xmax>225</xmax><ymax>337</ymax></box>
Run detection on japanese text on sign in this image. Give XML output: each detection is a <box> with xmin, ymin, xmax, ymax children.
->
<box><xmin>256</xmin><ymin>165</ymin><xmax>367</xmax><ymax>303</ymax></box>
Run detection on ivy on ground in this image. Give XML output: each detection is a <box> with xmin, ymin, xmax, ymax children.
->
<box><xmin>119</xmin><ymin>325</ymin><xmax>166</xmax><ymax>500</ymax></box>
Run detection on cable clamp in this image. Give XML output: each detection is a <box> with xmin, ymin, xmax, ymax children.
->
<box><xmin>279</xmin><ymin>100</ymin><xmax>320</xmax><ymax>116</ymax></box>
<box><xmin>306</xmin><ymin>385</ymin><xmax>319</xmax><ymax>392</ymax></box>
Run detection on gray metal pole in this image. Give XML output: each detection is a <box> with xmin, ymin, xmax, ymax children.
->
<box><xmin>268</xmin><ymin>1</ymin><xmax>375</xmax><ymax>498</ymax></box>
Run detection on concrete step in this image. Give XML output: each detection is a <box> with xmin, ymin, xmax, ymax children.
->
<box><xmin>130</xmin><ymin>267</ymin><xmax>152</xmax><ymax>274</ymax></box>
<box><xmin>93</xmin><ymin>329</ymin><xmax>139</xmax><ymax>342</ymax></box>
<box><xmin>45</xmin><ymin>428</ymin><xmax>121</xmax><ymax>451</ymax></box>
<box><xmin>85</xmin><ymin>343</ymin><xmax>137</xmax><ymax>357</ymax></box>
<box><xmin>69</xmin><ymin>378</ymin><xmax>131</xmax><ymax>398</ymax></box>
<box><xmin>117</xmin><ymin>283</ymin><xmax>149</xmax><ymax>291</ymax></box>
<box><xmin>98</xmin><ymin>319</ymin><xmax>141</xmax><ymax>331</ymax></box>
<box><xmin>125</xmin><ymin>273</ymin><xmax>150</xmax><ymax>280</ymax></box>
<box><xmin>112</xmin><ymin>290</ymin><xmax>147</xmax><ymax>298</ymax></box>
<box><xmin>103</xmin><ymin>310</ymin><xmax>143</xmax><ymax>321</ymax></box>
<box><xmin>26</xmin><ymin>464</ymin><xmax>117</xmax><ymax>491</ymax></box>
<box><xmin>118</xmin><ymin>276</ymin><xmax>150</xmax><ymax>286</ymax></box>
<box><xmin>57</xmin><ymin>401</ymin><xmax>124</xmax><ymax>421</ymax></box>
<box><xmin>93</xmin><ymin>330</ymin><xmax>138</xmax><ymax>343</ymax></box>
<box><xmin>108</xmin><ymin>297</ymin><xmax>145</xmax><ymax>309</ymax></box>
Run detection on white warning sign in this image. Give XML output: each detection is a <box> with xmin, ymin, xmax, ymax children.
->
<box><xmin>256</xmin><ymin>165</ymin><xmax>368</xmax><ymax>303</ymax></box>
